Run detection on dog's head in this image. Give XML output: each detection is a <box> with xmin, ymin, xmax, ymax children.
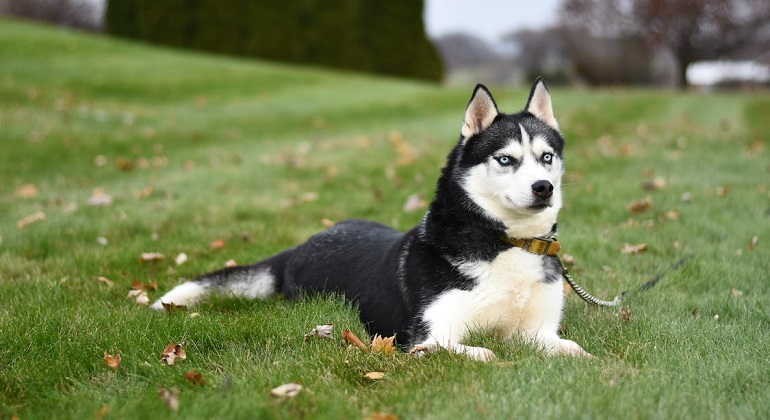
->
<box><xmin>457</xmin><ymin>78</ymin><xmax>565</xmax><ymax>238</ymax></box>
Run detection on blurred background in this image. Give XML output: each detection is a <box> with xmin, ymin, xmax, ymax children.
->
<box><xmin>2</xmin><ymin>0</ymin><xmax>769</xmax><ymax>90</ymax></box>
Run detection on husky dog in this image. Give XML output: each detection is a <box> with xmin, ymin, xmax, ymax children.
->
<box><xmin>152</xmin><ymin>78</ymin><xmax>589</xmax><ymax>361</ymax></box>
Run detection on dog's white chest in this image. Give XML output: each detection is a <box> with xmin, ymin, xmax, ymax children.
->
<box><xmin>423</xmin><ymin>249</ymin><xmax>551</xmax><ymax>341</ymax></box>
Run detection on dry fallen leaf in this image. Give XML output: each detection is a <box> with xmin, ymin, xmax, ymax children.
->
<box><xmin>342</xmin><ymin>328</ymin><xmax>368</xmax><ymax>352</ymax></box>
<box><xmin>364</xmin><ymin>372</ymin><xmax>385</xmax><ymax>381</ymax></box>
<box><xmin>619</xmin><ymin>306</ymin><xmax>632</xmax><ymax>322</ymax></box>
<box><xmin>140</xmin><ymin>252</ymin><xmax>165</xmax><ymax>262</ymax></box>
<box><xmin>366</xmin><ymin>413</ymin><xmax>399</xmax><ymax>420</ymax></box>
<box><xmin>185</xmin><ymin>370</ymin><xmax>206</xmax><ymax>386</ymax></box>
<box><xmin>115</xmin><ymin>157</ymin><xmax>134</xmax><ymax>171</ymax></box>
<box><xmin>17</xmin><ymin>211</ymin><xmax>45</xmax><ymax>229</ymax></box>
<box><xmin>747</xmin><ymin>236</ymin><xmax>759</xmax><ymax>251</ymax></box>
<box><xmin>403</xmin><ymin>193</ymin><xmax>427</xmax><ymax>213</ymax></box>
<box><xmin>620</xmin><ymin>243</ymin><xmax>648</xmax><ymax>255</ymax></box>
<box><xmin>209</xmin><ymin>239</ymin><xmax>226</xmax><ymax>249</ymax></box>
<box><xmin>716</xmin><ymin>184</ymin><xmax>731</xmax><ymax>197</ymax></box>
<box><xmin>162</xmin><ymin>302</ymin><xmax>188</xmax><ymax>313</ymax></box>
<box><xmin>660</xmin><ymin>210</ymin><xmax>681</xmax><ymax>221</ymax></box>
<box><xmin>132</xmin><ymin>279</ymin><xmax>159</xmax><ymax>290</ymax></box>
<box><xmin>389</xmin><ymin>130</ymin><xmax>417</xmax><ymax>166</ymax></box>
<box><xmin>322</xmin><ymin>218</ymin><xmax>336</xmax><ymax>229</ymax></box>
<box><xmin>88</xmin><ymin>188</ymin><xmax>113</xmax><ymax>207</ymax></box>
<box><xmin>175</xmin><ymin>253</ymin><xmax>188</xmax><ymax>266</ymax></box>
<box><xmin>224</xmin><ymin>259</ymin><xmax>238</xmax><ymax>268</ymax></box>
<box><xmin>161</xmin><ymin>342</ymin><xmax>187</xmax><ymax>365</ymax></box>
<box><xmin>94</xmin><ymin>405</ymin><xmax>110</xmax><ymax>420</ymax></box>
<box><xmin>104</xmin><ymin>351</ymin><xmax>121</xmax><ymax>369</ymax></box>
<box><xmin>627</xmin><ymin>197</ymin><xmax>654</xmax><ymax>214</ymax></box>
<box><xmin>126</xmin><ymin>289</ymin><xmax>150</xmax><ymax>305</ymax></box>
<box><xmin>641</xmin><ymin>177</ymin><xmax>667</xmax><ymax>191</ymax></box>
<box><xmin>270</xmin><ymin>383</ymin><xmax>303</xmax><ymax>398</ymax></box>
<box><xmin>731</xmin><ymin>289</ymin><xmax>744</xmax><ymax>298</ymax></box>
<box><xmin>159</xmin><ymin>387</ymin><xmax>180</xmax><ymax>412</ymax></box>
<box><xmin>304</xmin><ymin>324</ymin><xmax>334</xmax><ymax>341</ymax></box>
<box><xmin>15</xmin><ymin>184</ymin><xmax>38</xmax><ymax>198</ymax></box>
<box><xmin>370</xmin><ymin>334</ymin><xmax>396</xmax><ymax>355</ymax></box>
<box><xmin>97</xmin><ymin>276</ymin><xmax>114</xmax><ymax>287</ymax></box>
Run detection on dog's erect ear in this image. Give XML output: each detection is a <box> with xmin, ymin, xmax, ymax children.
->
<box><xmin>525</xmin><ymin>77</ymin><xmax>559</xmax><ymax>130</ymax></box>
<box><xmin>462</xmin><ymin>84</ymin><xmax>499</xmax><ymax>139</ymax></box>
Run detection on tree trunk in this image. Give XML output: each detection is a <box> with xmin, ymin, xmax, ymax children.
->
<box><xmin>675</xmin><ymin>58</ymin><xmax>690</xmax><ymax>90</ymax></box>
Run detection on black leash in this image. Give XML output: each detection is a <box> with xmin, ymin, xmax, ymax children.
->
<box><xmin>560</xmin><ymin>256</ymin><xmax>691</xmax><ymax>307</ymax></box>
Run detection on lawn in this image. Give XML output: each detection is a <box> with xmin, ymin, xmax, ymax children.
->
<box><xmin>1</xmin><ymin>18</ymin><xmax>769</xmax><ymax>419</ymax></box>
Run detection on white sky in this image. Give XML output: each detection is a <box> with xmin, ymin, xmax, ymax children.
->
<box><xmin>424</xmin><ymin>0</ymin><xmax>561</xmax><ymax>44</ymax></box>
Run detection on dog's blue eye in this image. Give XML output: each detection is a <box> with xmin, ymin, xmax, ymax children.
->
<box><xmin>542</xmin><ymin>153</ymin><xmax>554</xmax><ymax>163</ymax></box>
<box><xmin>495</xmin><ymin>156</ymin><xmax>514</xmax><ymax>166</ymax></box>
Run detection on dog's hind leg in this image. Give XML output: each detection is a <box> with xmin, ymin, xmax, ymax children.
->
<box><xmin>150</xmin><ymin>248</ymin><xmax>294</xmax><ymax>310</ymax></box>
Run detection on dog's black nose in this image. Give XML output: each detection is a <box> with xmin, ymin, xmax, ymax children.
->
<box><xmin>532</xmin><ymin>180</ymin><xmax>554</xmax><ymax>199</ymax></box>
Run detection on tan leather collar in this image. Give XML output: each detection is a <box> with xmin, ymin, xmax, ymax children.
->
<box><xmin>500</xmin><ymin>236</ymin><xmax>561</xmax><ymax>256</ymax></box>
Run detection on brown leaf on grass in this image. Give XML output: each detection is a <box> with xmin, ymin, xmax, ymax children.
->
<box><xmin>104</xmin><ymin>351</ymin><xmax>121</xmax><ymax>369</ymax></box>
<box><xmin>370</xmin><ymin>334</ymin><xmax>396</xmax><ymax>355</ymax></box>
<box><xmin>641</xmin><ymin>177</ymin><xmax>667</xmax><ymax>191</ymax></box>
<box><xmin>224</xmin><ymin>259</ymin><xmax>238</xmax><ymax>268</ymax></box>
<box><xmin>126</xmin><ymin>289</ymin><xmax>150</xmax><ymax>305</ymax></box>
<box><xmin>175</xmin><ymin>253</ymin><xmax>188</xmax><ymax>266</ymax></box>
<box><xmin>270</xmin><ymin>383</ymin><xmax>303</xmax><ymax>398</ymax></box>
<box><xmin>115</xmin><ymin>157</ymin><xmax>134</xmax><ymax>171</ymax></box>
<box><xmin>403</xmin><ymin>193</ymin><xmax>427</xmax><ymax>213</ymax></box>
<box><xmin>619</xmin><ymin>306</ymin><xmax>632</xmax><ymax>322</ymax></box>
<box><xmin>88</xmin><ymin>188</ymin><xmax>113</xmax><ymax>206</ymax></box>
<box><xmin>364</xmin><ymin>372</ymin><xmax>385</xmax><ymax>381</ymax></box>
<box><xmin>14</xmin><ymin>184</ymin><xmax>38</xmax><ymax>198</ymax></box>
<box><xmin>745</xmin><ymin>139</ymin><xmax>764</xmax><ymax>156</ymax></box>
<box><xmin>659</xmin><ymin>210</ymin><xmax>681</xmax><ymax>221</ymax></box>
<box><xmin>304</xmin><ymin>324</ymin><xmax>334</xmax><ymax>341</ymax></box>
<box><xmin>185</xmin><ymin>370</ymin><xmax>206</xmax><ymax>386</ymax></box>
<box><xmin>716</xmin><ymin>184</ymin><xmax>731</xmax><ymax>197</ymax></box>
<box><xmin>731</xmin><ymin>289</ymin><xmax>744</xmax><ymax>298</ymax></box>
<box><xmin>620</xmin><ymin>243</ymin><xmax>648</xmax><ymax>255</ymax></box>
<box><xmin>140</xmin><ymin>252</ymin><xmax>165</xmax><ymax>262</ymax></box>
<box><xmin>321</xmin><ymin>218</ymin><xmax>336</xmax><ymax>229</ymax></box>
<box><xmin>342</xmin><ymin>328</ymin><xmax>368</xmax><ymax>352</ymax></box>
<box><xmin>209</xmin><ymin>239</ymin><xmax>226</xmax><ymax>249</ymax></box>
<box><xmin>747</xmin><ymin>236</ymin><xmax>759</xmax><ymax>251</ymax></box>
<box><xmin>162</xmin><ymin>302</ymin><xmax>188</xmax><ymax>313</ymax></box>
<box><xmin>94</xmin><ymin>405</ymin><xmax>110</xmax><ymax>420</ymax></box>
<box><xmin>560</xmin><ymin>253</ymin><xmax>577</xmax><ymax>266</ymax></box>
<box><xmin>366</xmin><ymin>413</ymin><xmax>399</xmax><ymax>420</ymax></box>
<box><xmin>159</xmin><ymin>387</ymin><xmax>180</xmax><ymax>412</ymax></box>
<box><xmin>96</xmin><ymin>276</ymin><xmax>114</xmax><ymax>287</ymax></box>
<box><xmin>161</xmin><ymin>342</ymin><xmax>187</xmax><ymax>365</ymax></box>
<box><xmin>133</xmin><ymin>186</ymin><xmax>154</xmax><ymax>199</ymax></box>
<box><xmin>627</xmin><ymin>197</ymin><xmax>654</xmax><ymax>214</ymax></box>
<box><xmin>389</xmin><ymin>131</ymin><xmax>417</xmax><ymax>166</ymax></box>
<box><xmin>17</xmin><ymin>211</ymin><xmax>45</xmax><ymax>228</ymax></box>
<box><xmin>132</xmin><ymin>279</ymin><xmax>159</xmax><ymax>290</ymax></box>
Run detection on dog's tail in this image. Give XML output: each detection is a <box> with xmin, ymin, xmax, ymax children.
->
<box><xmin>150</xmin><ymin>248</ymin><xmax>294</xmax><ymax>310</ymax></box>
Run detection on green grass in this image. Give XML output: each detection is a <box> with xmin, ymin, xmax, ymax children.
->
<box><xmin>2</xmin><ymin>18</ymin><xmax>769</xmax><ymax>419</ymax></box>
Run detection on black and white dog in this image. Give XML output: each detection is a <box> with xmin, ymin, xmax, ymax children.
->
<box><xmin>152</xmin><ymin>78</ymin><xmax>589</xmax><ymax>360</ymax></box>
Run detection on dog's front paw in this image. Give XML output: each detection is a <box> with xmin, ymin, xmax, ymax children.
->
<box><xmin>409</xmin><ymin>343</ymin><xmax>497</xmax><ymax>362</ymax></box>
<box><xmin>553</xmin><ymin>339</ymin><xmax>592</xmax><ymax>358</ymax></box>
<box><xmin>461</xmin><ymin>345</ymin><xmax>497</xmax><ymax>362</ymax></box>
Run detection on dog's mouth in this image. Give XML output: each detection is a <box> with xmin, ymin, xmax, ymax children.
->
<box><xmin>500</xmin><ymin>196</ymin><xmax>552</xmax><ymax>213</ymax></box>
<box><xmin>528</xmin><ymin>202</ymin><xmax>552</xmax><ymax>211</ymax></box>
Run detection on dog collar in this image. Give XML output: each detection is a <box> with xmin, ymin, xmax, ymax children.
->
<box><xmin>500</xmin><ymin>236</ymin><xmax>561</xmax><ymax>256</ymax></box>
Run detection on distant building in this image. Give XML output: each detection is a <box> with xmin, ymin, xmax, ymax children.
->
<box><xmin>687</xmin><ymin>60</ymin><xmax>770</xmax><ymax>89</ymax></box>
